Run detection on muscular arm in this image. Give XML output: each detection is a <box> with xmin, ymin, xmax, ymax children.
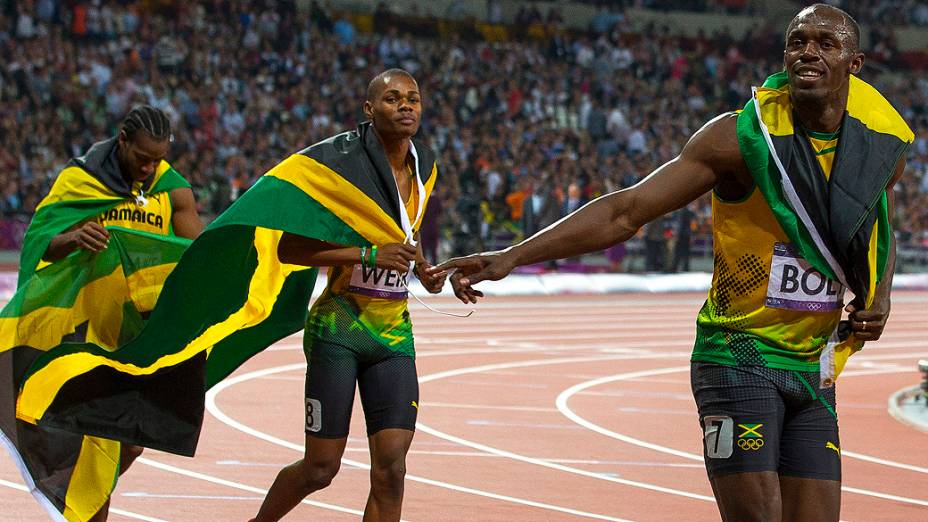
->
<box><xmin>506</xmin><ymin>114</ymin><xmax>744</xmax><ymax>265</ymax></box>
<box><xmin>278</xmin><ymin>233</ymin><xmax>416</xmax><ymax>273</ymax></box>
<box><xmin>435</xmin><ymin>113</ymin><xmax>745</xmax><ymax>288</ymax></box>
<box><xmin>169</xmin><ymin>187</ymin><xmax>204</xmax><ymax>240</ymax></box>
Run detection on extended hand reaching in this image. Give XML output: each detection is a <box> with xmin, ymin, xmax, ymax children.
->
<box><xmin>427</xmin><ymin>250</ymin><xmax>516</xmax><ymax>304</ymax></box>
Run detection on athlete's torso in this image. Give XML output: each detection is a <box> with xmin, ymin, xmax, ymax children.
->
<box><xmin>98</xmin><ymin>189</ymin><xmax>173</xmax><ymax>235</ymax></box>
<box><xmin>305</xmin><ymin>167</ymin><xmax>421</xmax><ymax>357</ymax></box>
<box><xmin>693</xmin><ymin>132</ymin><xmax>843</xmax><ymax>371</ymax></box>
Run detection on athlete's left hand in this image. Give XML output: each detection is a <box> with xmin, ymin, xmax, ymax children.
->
<box><xmin>845</xmin><ymin>300</ymin><xmax>889</xmax><ymax>342</ymax></box>
<box><xmin>415</xmin><ymin>261</ymin><xmax>446</xmax><ymax>294</ymax></box>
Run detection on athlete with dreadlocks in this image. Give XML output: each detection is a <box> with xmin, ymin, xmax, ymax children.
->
<box><xmin>14</xmin><ymin>104</ymin><xmax>203</xmax><ymax>521</ymax></box>
<box><xmin>42</xmin><ymin>105</ymin><xmax>203</xmax><ymax>263</ymax></box>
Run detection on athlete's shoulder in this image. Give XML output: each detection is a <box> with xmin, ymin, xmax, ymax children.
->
<box><xmin>686</xmin><ymin>112</ymin><xmax>742</xmax><ymax>162</ymax></box>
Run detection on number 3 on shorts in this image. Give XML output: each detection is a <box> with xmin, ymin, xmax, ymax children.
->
<box><xmin>306</xmin><ymin>398</ymin><xmax>322</xmax><ymax>433</ymax></box>
<box><xmin>702</xmin><ymin>415</ymin><xmax>733</xmax><ymax>459</ymax></box>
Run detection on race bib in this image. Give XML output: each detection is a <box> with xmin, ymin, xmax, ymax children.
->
<box><xmin>347</xmin><ymin>264</ymin><xmax>409</xmax><ymax>299</ymax></box>
<box><xmin>766</xmin><ymin>243</ymin><xmax>843</xmax><ymax>312</ymax></box>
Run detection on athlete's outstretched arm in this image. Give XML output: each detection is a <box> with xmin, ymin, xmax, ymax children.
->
<box><xmin>431</xmin><ymin>113</ymin><xmax>745</xmax><ymax>302</ymax></box>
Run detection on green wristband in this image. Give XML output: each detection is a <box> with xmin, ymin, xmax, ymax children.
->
<box><xmin>369</xmin><ymin>245</ymin><xmax>378</xmax><ymax>267</ymax></box>
<box><xmin>360</xmin><ymin>246</ymin><xmax>367</xmax><ymax>267</ymax></box>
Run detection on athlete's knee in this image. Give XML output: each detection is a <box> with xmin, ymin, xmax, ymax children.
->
<box><xmin>296</xmin><ymin>457</ymin><xmax>341</xmax><ymax>492</ymax></box>
<box><xmin>370</xmin><ymin>457</ymin><xmax>407</xmax><ymax>496</ymax></box>
<box><xmin>712</xmin><ymin>472</ymin><xmax>781</xmax><ymax>522</ymax></box>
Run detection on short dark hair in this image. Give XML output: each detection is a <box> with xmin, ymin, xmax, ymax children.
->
<box><xmin>121</xmin><ymin>105</ymin><xmax>172</xmax><ymax>141</ymax></box>
<box><xmin>366</xmin><ymin>68</ymin><xmax>417</xmax><ymax>102</ymax></box>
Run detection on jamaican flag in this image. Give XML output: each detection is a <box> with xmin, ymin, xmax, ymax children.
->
<box><xmin>1</xmin><ymin>228</ymin><xmax>191</xmax><ymax>521</ymax></box>
<box><xmin>737</xmin><ymin>71</ymin><xmax>913</xmax><ymax>382</ymax></box>
<box><xmin>15</xmin><ymin>122</ymin><xmax>437</xmax><ymax>458</ymax></box>
<box><xmin>18</xmin><ymin>136</ymin><xmax>190</xmax><ymax>287</ymax></box>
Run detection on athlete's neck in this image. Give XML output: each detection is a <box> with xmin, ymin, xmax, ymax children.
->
<box><xmin>792</xmin><ymin>85</ymin><xmax>848</xmax><ymax>134</ymax></box>
<box><xmin>374</xmin><ymin>129</ymin><xmax>412</xmax><ymax>173</ymax></box>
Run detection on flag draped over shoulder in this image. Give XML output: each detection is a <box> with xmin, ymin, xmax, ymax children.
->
<box><xmin>18</xmin><ymin>137</ymin><xmax>190</xmax><ymax>287</ymax></box>
<box><xmin>16</xmin><ymin>122</ymin><xmax>438</xmax><ymax>458</ymax></box>
<box><xmin>1</xmin><ymin>227</ymin><xmax>191</xmax><ymax>521</ymax></box>
<box><xmin>737</xmin><ymin>71</ymin><xmax>913</xmax><ymax>382</ymax></box>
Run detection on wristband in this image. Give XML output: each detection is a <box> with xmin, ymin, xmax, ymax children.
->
<box><xmin>360</xmin><ymin>246</ymin><xmax>367</xmax><ymax>267</ymax></box>
<box><xmin>369</xmin><ymin>245</ymin><xmax>378</xmax><ymax>267</ymax></box>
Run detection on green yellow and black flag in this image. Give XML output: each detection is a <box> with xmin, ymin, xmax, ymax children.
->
<box><xmin>1</xmin><ymin>227</ymin><xmax>191</xmax><ymax>521</ymax></box>
<box><xmin>1</xmin><ymin>136</ymin><xmax>192</xmax><ymax>521</ymax></box>
<box><xmin>15</xmin><ymin>123</ymin><xmax>437</xmax><ymax>463</ymax></box>
<box><xmin>19</xmin><ymin>139</ymin><xmax>190</xmax><ymax>287</ymax></box>
<box><xmin>737</xmin><ymin>71</ymin><xmax>913</xmax><ymax>381</ymax></box>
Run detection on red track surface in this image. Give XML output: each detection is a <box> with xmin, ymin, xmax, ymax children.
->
<box><xmin>2</xmin><ymin>291</ymin><xmax>927</xmax><ymax>521</ymax></box>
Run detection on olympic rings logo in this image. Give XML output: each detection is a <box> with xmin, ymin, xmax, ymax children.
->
<box><xmin>738</xmin><ymin>438</ymin><xmax>765</xmax><ymax>451</ymax></box>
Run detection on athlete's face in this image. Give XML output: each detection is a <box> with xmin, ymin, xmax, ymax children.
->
<box><xmin>783</xmin><ymin>7</ymin><xmax>863</xmax><ymax>102</ymax></box>
<box><xmin>118</xmin><ymin>131</ymin><xmax>170</xmax><ymax>182</ymax></box>
<box><xmin>364</xmin><ymin>75</ymin><xmax>421</xmax><ymax>140</ymax></box>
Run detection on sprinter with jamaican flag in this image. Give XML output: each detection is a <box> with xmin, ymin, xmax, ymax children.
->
<box><xmin>13</xmin><ymin>71</ymin><xmax>442</xmax><ymax>521</ymax></box>
<box><xmin>252</xmin><ymin>68</ymin><xmax>444</xmax><ymax>522</ymax></box>
<box><xmin>0</xmin><ymin>105</ymin><xmax>203</xmax><ymax>521</ymax></box>
<box><xmin>431</xmin><ymin>5</ymin><xmax>912</xmax><ymax>521</ymax></box>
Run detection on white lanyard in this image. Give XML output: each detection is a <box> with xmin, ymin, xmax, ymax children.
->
<box><xmin>395</xmin><ymin>142</ymin><xmax>426</xmax><ymax>245</ymax></box>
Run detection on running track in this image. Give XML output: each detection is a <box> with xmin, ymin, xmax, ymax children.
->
<box><xmin>2</xmin><ymin>291</ymin><xmax>927</xmax><ymax>521</ymax></box>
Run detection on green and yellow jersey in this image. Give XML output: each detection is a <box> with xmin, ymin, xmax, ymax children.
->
<box><xmin>692</xmin><ymin>131</ymin><xmax>844</xmax><ymax>372</ymax></box>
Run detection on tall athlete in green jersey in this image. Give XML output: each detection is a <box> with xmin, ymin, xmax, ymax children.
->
<box><xmin>431</xmin><ymin>5</ymin><xmax>912</xmax><ymax>521</ymax></box>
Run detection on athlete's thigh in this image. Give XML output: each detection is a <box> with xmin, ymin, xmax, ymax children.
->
<box><xmin>357</xmin><ymin>355</ymin><xmax>419</xmax><ymax>436</ymax></box>
<box><xmin>778</xmin><ymin>370</ymin><xmax>841</xmax><ymax>481</ymax></box>
<box><xmin>304</xmin><ymin>339</ymin><xmax>359</xmax><ymax>439</ymax></box>
<box><xmin>775</xmin><ymin>371</ymin><xmax>841</xmax><ymax>519</ymax></box>
<box><xmin>691</xmin><ymin>362</ymin><xmax>784</xmax><ymax>478</ymax></box>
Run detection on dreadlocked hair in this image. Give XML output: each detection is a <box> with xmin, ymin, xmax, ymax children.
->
<box><xmin>121</xmin><ymin>105</ymin><xmax>172</xmax><ymax>142</ymax></box>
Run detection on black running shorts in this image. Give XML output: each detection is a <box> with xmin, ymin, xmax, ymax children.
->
<box><xmin>691</xmin><ymin>362</ymin><xmax>841</xmax><ymax>481</ymax></box>
<box><xmin>304</xmin><ymin>339</ymin><xmax>419</xmax><ymax>438</ymax></box>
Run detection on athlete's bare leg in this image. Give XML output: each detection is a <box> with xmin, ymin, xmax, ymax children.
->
<box><xmin>710</xmin><ymin>471</ymin><xmax>782</xmax><ymax>521</ymax></box>
<box><xmin>253</xmin><ymin>435</ymin><xmax>347</xmax><ymax>522</ymax></box>
<box><xmin>780</xmin><ymin>475</ymin><xmax>840</xmax><ymax>521</ymax></box>
<box><xmin>363</xmin><ymin>428</ymin><xmax>414</xmax><ymax>522</ymax></box>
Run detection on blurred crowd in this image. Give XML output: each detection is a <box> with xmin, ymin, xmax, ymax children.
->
<box><xmin>0</xmin><ymin>0</ymin><xmax>926</xmax><ymax>271</ymax></box>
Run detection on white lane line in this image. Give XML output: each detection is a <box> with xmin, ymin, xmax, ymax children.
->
<box><xmin>123</xmin><ymin>492</ymin><xmax>264</xmax><ymax>500</ymax></box>
<box><xmin>555</xmin><ymin>369</ymin><xmax>928</xmax><ymax>507</ymax></box>
<box><xmin>0</xmin><ymin>478</ymin><xmax>27</xmax><ymax>492</ymax></box>
<box><xmin>136</xmin><ymin>457</ymin><xmax>363</xmax><ymax>517</ymax></box>
<box><xmin>425</xmin><ymin>401</ymin><xmax>558</xmax><ymax>412</ymax></box>
<box><xmin>416</xmin><ymin>357</ymin><xmax>716</xmax><ymax>502</ymax></box>
<box><xmin>0</xmin><ymin>478</ymin><xmax>168</xmax><ymax>522</ymax></box>
<box><xmin>109</xmin><ymin>509</ymin><xmax>169</xmax><ymax>522</ymax></box>
<box><xmin>206</xmin><ymin>363</ymin><xmax>632</xmax><ymax>522</ymax></box>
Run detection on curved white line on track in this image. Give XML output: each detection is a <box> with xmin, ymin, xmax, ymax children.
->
<box><xmin>0</xmin><ymin>478</ymin><xmax>168</xmax><ymax>522</ymax></box>
<box><xmin>415</xmin><ymin>357</ymin><xmax>714</xmax><ymax>502</ymax></box>
<box><xmin>206</xmin><ymin>363</ymin><xmax>631</xmax><ymax>522</ymax></box>
<box><xmin>137</xmin><ymin>456</ymin><xmax>363</xmax><ymax>517</ymax></box>
<box><xmin>556</xmin><ymin>368</ymin><xmax>928</xmax><ymax>507</ymax></box>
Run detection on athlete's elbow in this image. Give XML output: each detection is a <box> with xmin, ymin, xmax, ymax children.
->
<box><xmin>609</xmin><ymin>214</ymin><xmax>641</xmax><ymax>245</ymax></box>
